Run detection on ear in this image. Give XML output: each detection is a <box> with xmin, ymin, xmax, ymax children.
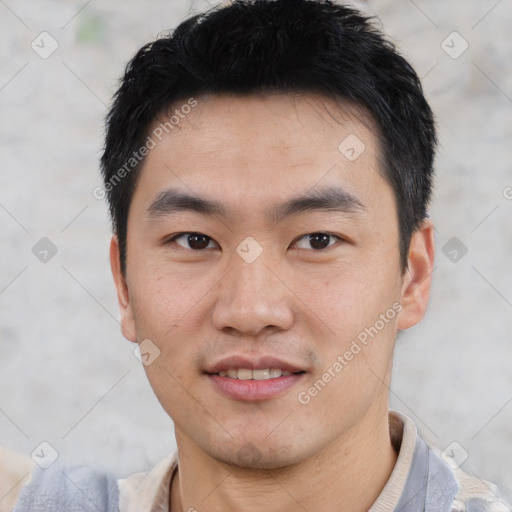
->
<box><xmin>110</xmin><ymin>236</ymin><xmax>137</xmax><ymax>342</ymax></box>
<box><xmin>397</xmin><ymin>218</ymin><xmax>435</xmax><ymax>330</ymax></box>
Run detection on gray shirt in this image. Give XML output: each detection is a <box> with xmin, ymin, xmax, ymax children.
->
<box><xmin>6</xmin><ymin>411</ymin><xmax>511</xmax><ymax>512</ymax></box>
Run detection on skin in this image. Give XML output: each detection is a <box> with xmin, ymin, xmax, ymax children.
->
<box><xmin>110</xmin><ymin>93</ymin><xmax>435</xmax><ymax>512</ymax></box>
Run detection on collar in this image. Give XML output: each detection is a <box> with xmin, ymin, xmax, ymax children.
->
<box><xmin>372</xmin><ymin>411</ymin><xmax>459</xmax><ymax>511</ymax></box>
<box><xmin>118</xmin><ymin>410</ymin><xmax>458</xmax><ymax>512</ymax></box>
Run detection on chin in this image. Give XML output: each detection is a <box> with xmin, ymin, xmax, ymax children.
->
<box><xmin>211</xmin><ymin>440</ymin><xmax>306</xmax><ymax>470</ymax></box>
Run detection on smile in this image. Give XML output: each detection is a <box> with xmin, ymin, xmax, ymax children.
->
<box><xmin>216</xmin><ymin>368</ymin><xmax>304</xmax><ymax>380</ymax></box>
<box><xmin>208</xmin><ymin>371</ymin><xmax>307</xmax><ymax>401</ymax></box>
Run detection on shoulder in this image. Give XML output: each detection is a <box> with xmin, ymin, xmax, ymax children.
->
<box><xmin>0</xmin><ymin>446</ymin><xmax>36</xmax><ymax>512</ymax></box>
<box><xmin>390</xmin><ymin>412</ymin><xmax>511</xmax><ymax>512</ymax></box>
<box><xmin>118</xmin><ymin>452</ymin><xmax>178</xmax><ymax>512</ymax></box>
<box><xmin>0</xmin><ymin>445</ymin><xmax>177</xmax><ymax>512</ymax></box>
<box><xmin>449</xmin><ymin>465</ymin><xmax>512</xmax><ymax>512</ymax></box>
<box><xmin>429</xmin><ymin>446</ymin><xmax>512</xmax><ymax>512</ymax></box>
<box><xmin>1</xmin><ymin>447</ymin><xmax>119</xmax><ymax>512</ymax></box>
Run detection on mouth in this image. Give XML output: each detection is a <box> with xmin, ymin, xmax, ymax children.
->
<box><xmin>212</xmin><ymin>368</ymin><xmax>306</xmax><ymax>380</ymax></box>
<box><xmin>204</xmin><ymin>355</ymin><xmax>308</xmax><ymax>401</ymax></box>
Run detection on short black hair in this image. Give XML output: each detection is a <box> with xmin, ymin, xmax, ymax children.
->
<box><xmin>101</xmin><ymin>0</ymin><xmax>436</xmax><ymax>274</ymax></box>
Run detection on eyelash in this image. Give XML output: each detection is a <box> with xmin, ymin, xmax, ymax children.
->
<box><xmin>165</xmin><ymin>232</ymin><xmax>344</xmax><ymax>252</ymax></box>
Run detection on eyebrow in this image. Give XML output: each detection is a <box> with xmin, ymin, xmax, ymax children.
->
<box><xmin>146</xmin><ymin>185</ymin><xmax>365</xmax><ymax>224</ymax></box>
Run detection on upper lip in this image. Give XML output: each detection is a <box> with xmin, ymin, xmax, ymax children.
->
<box><xmin>205</xmin><ymin>355</ymin><xmax>307</xmax><ymax>374</ymax></box>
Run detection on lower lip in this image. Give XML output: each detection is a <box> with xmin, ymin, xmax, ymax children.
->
<box><xmin>207</xmin><ymin>373</ymin><xmax>305</xmax><ymax>401</ymax></box>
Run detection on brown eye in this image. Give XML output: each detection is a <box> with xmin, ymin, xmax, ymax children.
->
<box><xmin>169</xmin><ymin>233</ymin><xmax>215</xmax><ymax>250</ymax></box>
<box><xmin>294</xmin><ymin>232</ymin><xmax>340</xmax><ymax>250</ymax></box>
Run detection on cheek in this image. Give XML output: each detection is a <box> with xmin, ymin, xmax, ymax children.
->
<box><xmin>295</xmin><ymin>258</ymin><xmax>400</xmax><ymax>382</ymax></box>
<box><xmin>296</xmin><ymin>258</ymin><xmax>398</xmax><ymax>327</ymax></box>
<box><xmin>142</xmin><ymin>358</ymin><xmax>205</xmax><ymax>438</ymax></box>
<box><xmin>130</xmin><ymin>270</ymin><xmax>205</xmax><ymax>414</ymax></box>
<box><xmin>129</xmin><ymin>260</ymin><xmax>206</xmax><ymax>334</ymax></box>
<box><xmin>127</xmin><ymin>270</ymin><xmax>210</xmax><ymax>401</ymax></box>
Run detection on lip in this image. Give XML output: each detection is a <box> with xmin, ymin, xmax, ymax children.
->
<box><xmin>207</xmin><ymin>373</ymin><xmax>306</xmax><ymax>401</ymax></box>
<box><xmin>204</xmin><ymin>354</ymin><xmax>308</xmax><ymax>402</ymax></box>
<box><xmin>204</xmin><ymin>355</ymin><xmax>307</xmax><ymax>374</ymax></box>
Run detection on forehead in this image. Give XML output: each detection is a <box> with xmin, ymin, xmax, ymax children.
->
<box><xmin>132</xmin><ymin>93</ymin><xmax>388</xmax><ymax>216</ymax></box>
<box><xmin>151</xmin><ymin>92</ymin><xmax>379</xmax><ymax>157</ymax></box>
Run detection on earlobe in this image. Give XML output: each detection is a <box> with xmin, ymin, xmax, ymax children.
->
<box><xmin>397</xmin><ymin>219</ymin><xmax>435</xmax><ymax>330</ymax></box>
<box><xmin>110</xmin><ymin>236</ymin><xmax>137</xmax><ymax>342</ymax></box>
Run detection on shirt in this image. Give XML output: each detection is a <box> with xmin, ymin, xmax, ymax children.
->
<box><xmin>1</xmin><ymin>410</ymin><xmax>510</xmax><ymax>511</ymax></box>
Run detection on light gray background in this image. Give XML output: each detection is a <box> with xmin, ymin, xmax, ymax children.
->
<box><xmin>1</xmin><ymin>0</ymin><xmax>511</xmax><ymax>500</ymax></box>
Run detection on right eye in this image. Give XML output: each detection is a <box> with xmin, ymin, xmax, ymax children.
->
<box><xmin>165</xmin><ymin>232</ymin><xmax>218</xmax><ymax>251</ymax></box>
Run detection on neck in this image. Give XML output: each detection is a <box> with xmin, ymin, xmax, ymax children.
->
<box><xmin>170</xmin><ymin>406</ymin><xmax>398</xmax><ymax>512</ymax></box>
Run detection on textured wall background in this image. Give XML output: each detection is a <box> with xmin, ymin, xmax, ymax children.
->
<box><xmin>1</xmin><ymin>0</ymin><xmax>511</xmax><ymax>500</ymax></box>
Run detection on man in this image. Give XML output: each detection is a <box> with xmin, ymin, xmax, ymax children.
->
<box><xmin>2</xmin><ymin>0</ymin><xmax>510</xmax><ymax>511</ymax></box>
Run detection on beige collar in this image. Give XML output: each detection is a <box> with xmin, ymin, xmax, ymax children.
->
<box><xmin>118</xmin><ymin>410</ymin><xmax>416</xmax><ymax>512</ymax></box>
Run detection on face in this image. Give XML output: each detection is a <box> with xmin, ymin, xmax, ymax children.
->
<box><xmin>111</xmin><ymin>93</ymin><xmax>434</xmax><ymax>469</ymax></box>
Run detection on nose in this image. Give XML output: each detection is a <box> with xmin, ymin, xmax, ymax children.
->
<box><xmin>211</xmin><ymin>250</ymin><xmax>295</xmax><ymax>337</ymax></box>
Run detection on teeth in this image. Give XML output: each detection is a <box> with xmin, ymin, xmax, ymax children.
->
<box><xmin>217</xmin><ymin>368</ymin><xmax>296</xmax><ymax>380</ymax></box>
<box><xmin>237</xmin><ymin>368</ymin><xmax>252</xmax><ymax>380</ymax></box>
<box><xmin>253</xmin><ymin>369</ymin><xmax>269</xmax><ymax>380</ymax></box>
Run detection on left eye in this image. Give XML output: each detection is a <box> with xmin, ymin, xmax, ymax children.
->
<box><xmin>293</xmin><ymin>233</ymin><xmax>341</xmax><ymax>250</ymax></box>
